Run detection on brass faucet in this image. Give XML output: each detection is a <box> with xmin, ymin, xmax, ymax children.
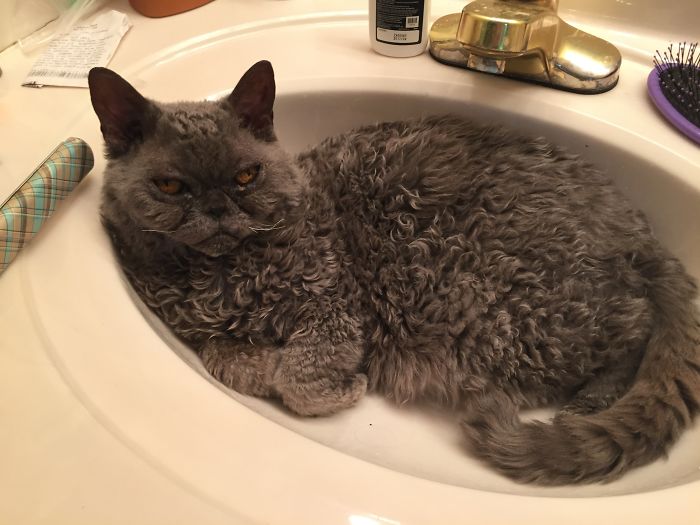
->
<box><xmin>428</xmin><ymin>0</ymin><xmax>621</xmax><ymax>93</ymax></box>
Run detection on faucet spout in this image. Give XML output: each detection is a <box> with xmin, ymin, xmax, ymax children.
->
<box><xmin>429</xmin><ymin>0</ymin><xmax>621</xmax><ymax>94</ymax></box>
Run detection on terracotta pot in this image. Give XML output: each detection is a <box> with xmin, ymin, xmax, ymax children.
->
<box><xmin>129</xmin><ymin>0</ymin><xmax>215</xmax><ymax>18</ymax></box>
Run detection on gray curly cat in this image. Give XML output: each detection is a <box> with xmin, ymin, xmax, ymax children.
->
<box><xmin>88</xmin><ymin>60</ymin><xmax>700</xmax><ymax>485</ymax></box>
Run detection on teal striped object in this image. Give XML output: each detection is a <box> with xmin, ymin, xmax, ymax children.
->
<box><xmin>0</xmin><ymin>138</ymin><xmax>94</xmax><ymax>274</ymax></box>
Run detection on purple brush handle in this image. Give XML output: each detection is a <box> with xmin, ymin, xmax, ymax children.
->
<box><xmin>647</xmin><ymin>67</ymin><xmax>700</xmax><ymax>145</ymax></box>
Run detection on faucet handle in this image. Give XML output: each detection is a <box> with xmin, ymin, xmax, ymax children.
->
<box><xmin>429</xmin><ymin>0</ymin><xmax>621</xmax><ymax>94</ymax></box>
<box><xmin>457</xmin><ymin>0</ymin><xmax>560</xmax><ymax>54</ymax></box>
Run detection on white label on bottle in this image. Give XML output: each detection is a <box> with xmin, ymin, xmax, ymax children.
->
<box><xmin>376</xmin><ymin>28</ymin><xmax>420</xmax><ymax>44</ymax></box>
<box><xmin>375</xmin><ymin>0</ymin><xmax>424</xmax><ymax>45</ymax></box>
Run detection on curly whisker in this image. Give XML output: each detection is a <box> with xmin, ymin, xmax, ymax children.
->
<box><xmin>249</xmin><ymin>218</ymin><xmax>285</xmax><ymax>232</ymax></box>
<box><xmin>142</xmin><ymin>228</ymin><xmax>176</xmax><ymax>234</ymax></box>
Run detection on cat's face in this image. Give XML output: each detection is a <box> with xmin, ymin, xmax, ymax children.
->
<box><xmin>89</xmin><ymin>61</ymin><xmax>305</xmax><ymax>257</ymax></box>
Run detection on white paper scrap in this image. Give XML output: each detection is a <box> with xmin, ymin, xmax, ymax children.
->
<box><xmin>23</xmin><ymin>10</ymin><xmax>131</xmax><ymax>88</ymax></box>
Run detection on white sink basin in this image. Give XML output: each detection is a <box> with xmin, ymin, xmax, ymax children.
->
<box><xmin>19</xmin><ymin>9</ymin><xmax>700</xmax><ymax>525</ymax></box>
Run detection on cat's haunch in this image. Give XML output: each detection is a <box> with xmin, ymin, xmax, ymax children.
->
<box><xmin>89</xmin><ymin>61</ymin><xmax>700</xmax><ymax>485</ymax></box>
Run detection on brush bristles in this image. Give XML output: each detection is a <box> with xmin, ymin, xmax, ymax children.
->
<box><xmin>654</xmin><ymin>42</ymin><xmax>700</xmax><ymax>128</ymax></box>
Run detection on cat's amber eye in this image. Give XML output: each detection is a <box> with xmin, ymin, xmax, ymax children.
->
<box><xmin>155</xmin><ymin>179</ymin><xmax>184</xmax><ymax>195</ymax></box>
<box><xmin>236</xmin><ymin>165</ymin><xmax>260</xmax><ymax>186</ymax></box>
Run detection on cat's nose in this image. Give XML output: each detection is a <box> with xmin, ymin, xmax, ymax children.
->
<box><xmin>208</xmin><ymin>205</ymin><xmax>226</xmax><ymax>218</ymax></box>
<box><xmin>205</xmin><ymin>192</ymin><xmax>229</xmax><ymax>218</ymax></box>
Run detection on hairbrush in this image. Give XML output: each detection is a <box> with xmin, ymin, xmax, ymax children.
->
<box><xmin>647</xmin><ymin>41</ymin><xmax>700</xmax><ymax>144</ymax></box>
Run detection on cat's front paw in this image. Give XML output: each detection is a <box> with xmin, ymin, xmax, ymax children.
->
<box><xmin>201</xmin><ymin>340</ymin><xmax>279</xmax><ymax>397</ymax></box>
<box><xmin>279</xmin><ymin>373</ymin><xmax>368</xmax><ymax>417</ymax></box>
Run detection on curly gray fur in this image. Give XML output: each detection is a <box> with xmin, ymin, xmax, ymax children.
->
<box><xmin>89</xmin><ymin>62</ymin><xmax>700</xmax><ymax>485</ymax></box>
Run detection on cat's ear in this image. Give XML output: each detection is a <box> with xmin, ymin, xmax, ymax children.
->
<box><xmin>226</xmin><ymin>60</ymin><xmax>276</xmax><ymax>141</ymax></box>
<box><xmin>88</xmin><ymin>67</ymin><xmax>157</xmax><ymax>158</ymax></box>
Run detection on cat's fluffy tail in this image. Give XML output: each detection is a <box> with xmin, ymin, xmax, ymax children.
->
<box><xmin>464</xmin><ymin>256</ymin><xmax>700</xmax><ymax>485</ymax></box>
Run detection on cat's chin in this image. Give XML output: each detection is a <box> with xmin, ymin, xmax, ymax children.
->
<box><xmin>192</xmin><ymin>233</ymin><xmax>242</xmax><ymax>257</ymax></box>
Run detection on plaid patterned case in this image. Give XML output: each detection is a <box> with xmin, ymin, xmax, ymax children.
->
<box><xmin>1</xmin><ymin>137</ymin><xmax>94</xmax><ymax>274</ymax></box>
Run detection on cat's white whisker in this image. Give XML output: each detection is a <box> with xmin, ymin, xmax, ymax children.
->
<box><xmin>142</xmin><ymin>228</ymin><xmax>176</xmax><ymax>234</ymax></box>
<box><xmin>249</xmin><ymin>218</ymin><xmax>285</xmax><ymax>232</ymax></box>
